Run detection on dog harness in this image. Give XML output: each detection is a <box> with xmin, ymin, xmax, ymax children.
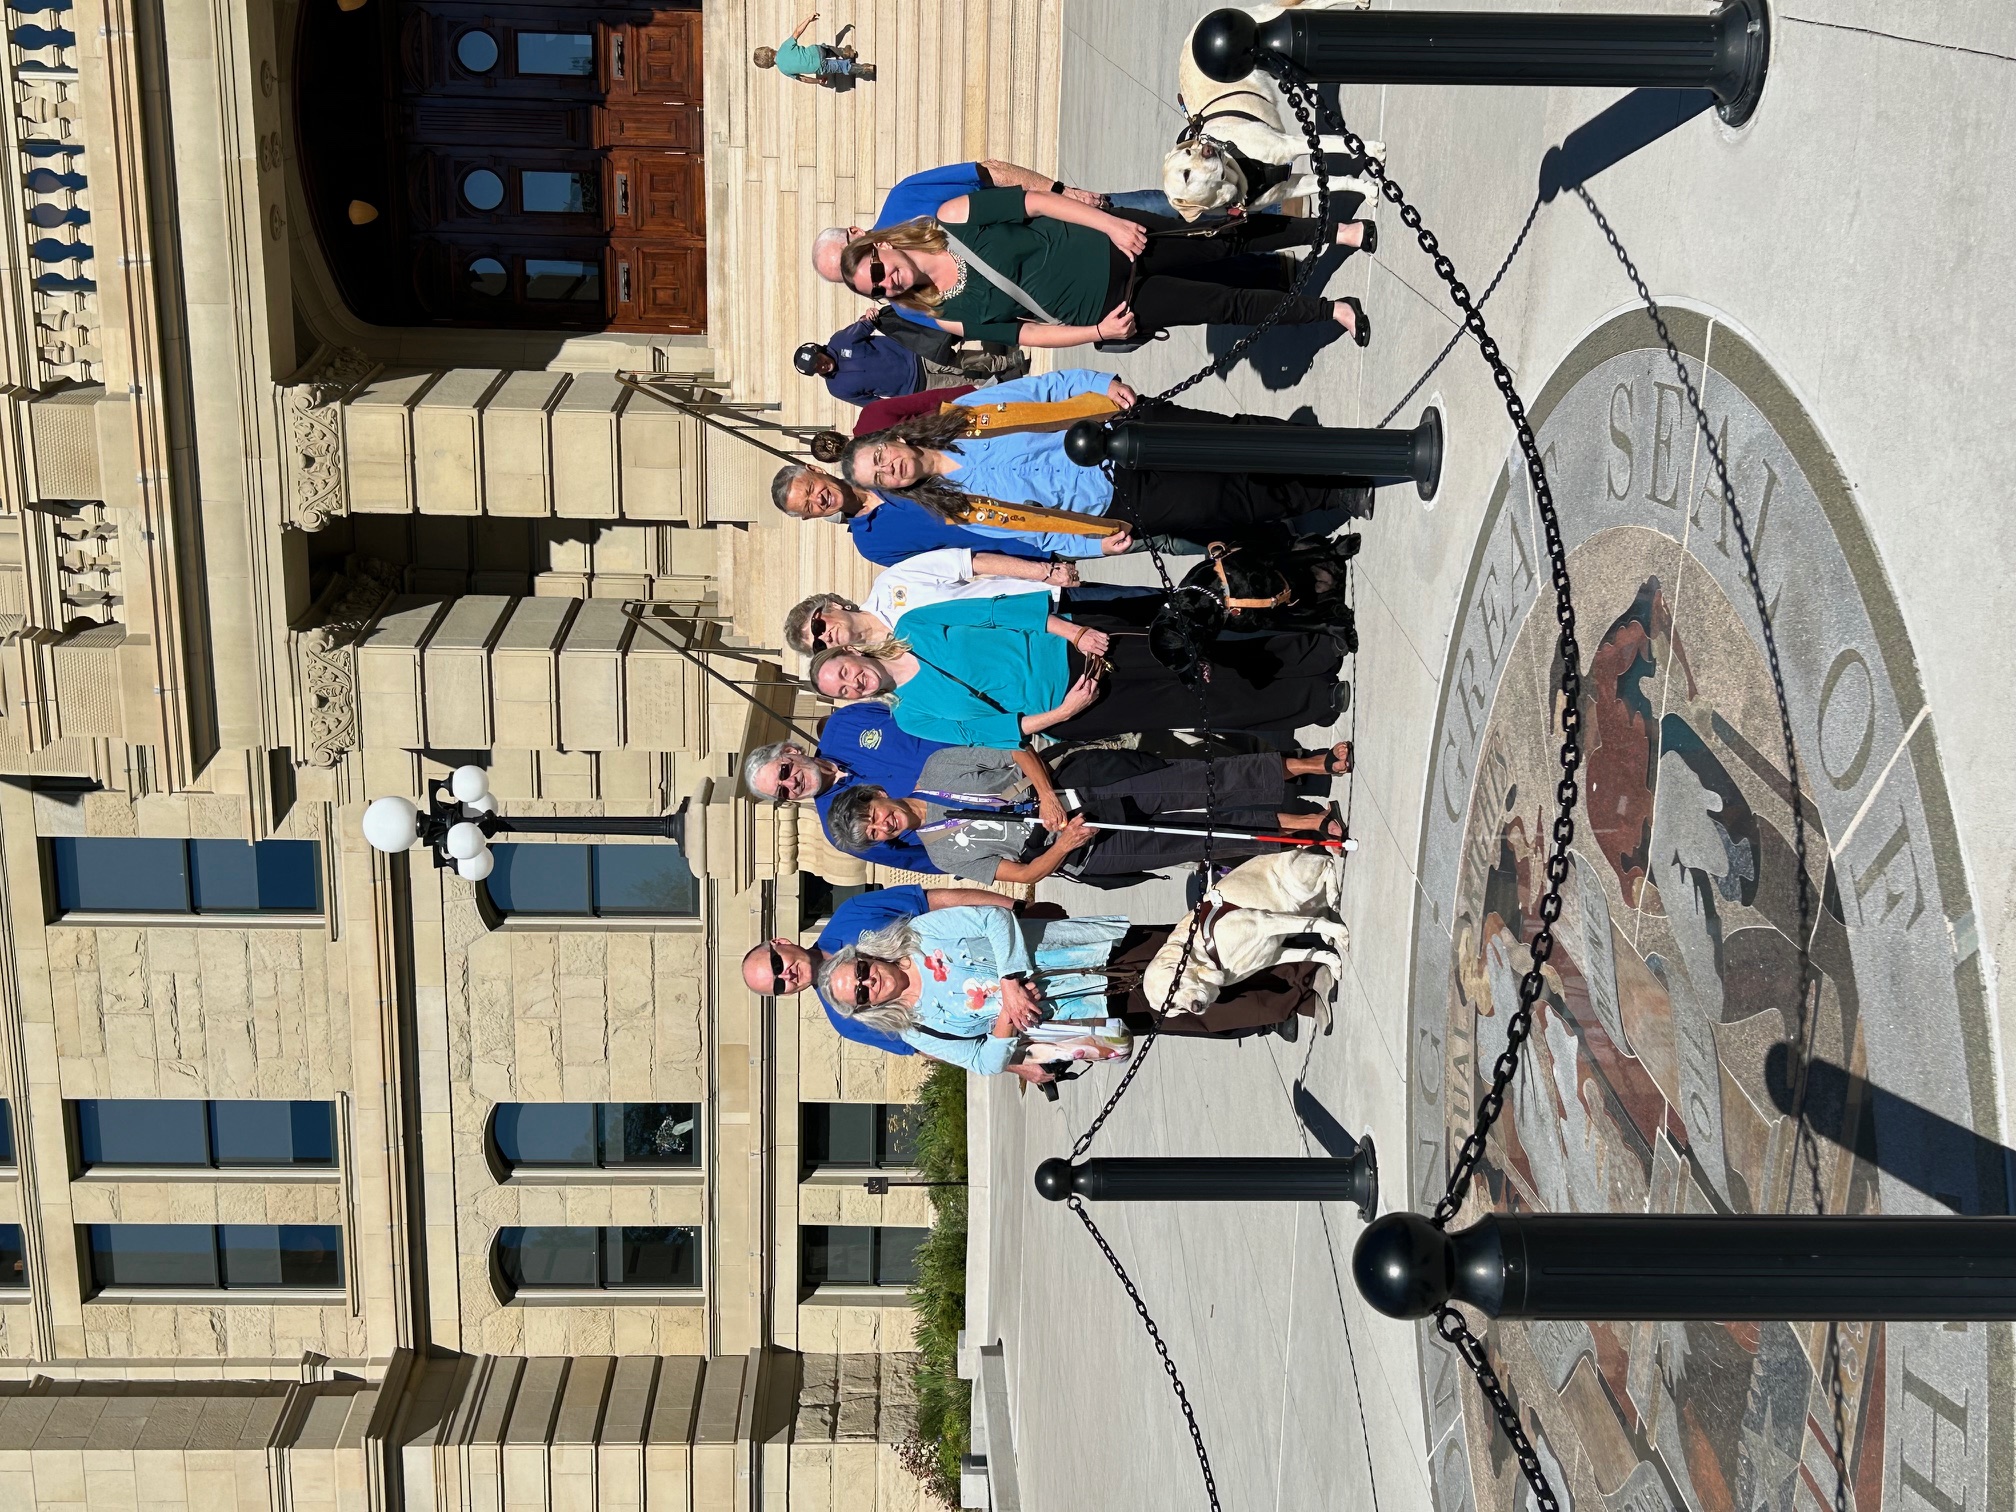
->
<box><xmin>1207</xmin><ymin>542</ymin><xmax>1295</xmax><ymax>612</ymax></box>
<box><xmin>1177</xmin><ymin>90</ymin><xmax>1300</xmax><ymax>209</ymax></box>
<box><xmin>1191</xmin><ymin>893</ymin><xmax>1243</xmax><ymax>973</ymax></box>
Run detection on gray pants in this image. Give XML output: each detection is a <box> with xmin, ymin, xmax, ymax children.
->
<box><xmin>922</xmin><ymin>349</ymin><xmax>1030</xmax><ymax>388</ymax></box>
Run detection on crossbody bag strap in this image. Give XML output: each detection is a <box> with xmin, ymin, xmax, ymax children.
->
<box><xmin>906</xmin><ymin>1022</ymin><xmax>990</xmax><ymax>1044</ymax></box>
<box><xmin>941</xmin><ymin>227</ymin><xmax>1064</xmax><ymax>325</ymax></box>
<box><xmin>907</xmin><ymin>649</ymin><xmax>1013</xmax><ymax>717</ymax></box>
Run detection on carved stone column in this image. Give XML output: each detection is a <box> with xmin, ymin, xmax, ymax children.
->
<box><xmin>281</xmin><ymin>345</ymin><xmax>376</xmax><ymax>531</ymax></box>
<box><xmin>293</xmin><ymin>559</ymin><xmax>398</xmax><ymax>767</ymax></box>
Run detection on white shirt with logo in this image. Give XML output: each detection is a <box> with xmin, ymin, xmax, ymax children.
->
<box><xmin>864</xmin><ymin>548</ymin><xmax>1055</xmax><ymax>629</ymax></box>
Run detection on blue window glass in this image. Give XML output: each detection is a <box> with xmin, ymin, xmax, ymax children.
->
<box><xmin>493</xmin><ymin>1103</ymin><xmax>597</xmax><ymax>1166</ymax></box>
<box><xmin>803</xmin><ymin>1103</ymin><xmax>919</xmax><ymax>1169</ymax></box>
<box><xmin>49</xmin><ymin>839</ymin><xmax>319</xmax><ymax>915</ymax></box>
<box><xmin>521</xmin><ymin>170</ymin><xmax>595</xmax><ymax>214</ymax></box>
<box><xmin>493</xmin><ymin>1103</ymin><xmax>699</xmax><ymax>1169</ymax></box>
<box><xmin>516</xmin><ymin>31</ymin><xmax>593</xmax><ymax>75</ymax></box>
<box><xmin>86</xmin><ymin>1224</ymin><xmax>219</xmax><ymax>1288</ymax></box>
<box><xmin>0</xmin><ymin>1098</ymin><xmax>13</xmax><ymax>1166</ymax></box>
<box><xmin>801</xmin><ymin>1225</ymin><xmax>927</xmax><ymax>1287</ymax></box>
<box><xmin>496</xmin><ymin>1225</ymin><xmax>701</xmax><ymax>1291</ymax></box>
<box><xmin>593</xmin><ymin>846</ymin><xmax>698</xmax><ymax>916</ymax></box>
<box><xmin>208</xmin><ymin>1101</ymin><xmax>336</xmax><ymax>1167</ymax></box>
<box><xmin>77</xmin><ymin>1100</ymin><xmax>209</xmax><ymax>1167</ymax></box>
<box><xmin>219</xmin><ymin>1224</ymin><xmax>343</xmax><ymax>1289</ymax></box>
<box><xmin>50</xmin><ymin>837</ymin><xmax>187</xmax><ymax>912</ymax></box>
<box><xmin>0</xmin><ymin>1224</ymin><xmax>22</xmax><ymax>1288</ymax></box>
<box><xmin>524</xmin><ymin>259</ymin><xmax>601</xmax><ymax>303</ymax></box>
<box><xmin>487</xmin><ymin>844</ymin><xmax>696</xmax><ymax>918</ymax></box>
<box><xmin>76</xmin><ymin>1099</ymin><xmax>336</xmax><ymax>1169</ymax></box>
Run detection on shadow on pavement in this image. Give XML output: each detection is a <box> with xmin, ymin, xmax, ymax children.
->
<box><xmin>1764</xmin><ymin>1043</ymin><xmax>2016</xmax><ymax>1214</ymax></box>
<box><xmin>1539</xmin><ymin>88</ymin><xmax>1716</xmax><ymax>201</ymax></box>
<box><xmin>1292</xmin><ymin>1083</ymin><xmax>1362</xmax><ymax>1159</ymax></box>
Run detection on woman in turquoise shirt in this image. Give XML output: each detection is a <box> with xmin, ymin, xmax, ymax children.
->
<box><xmin>834</xmin><ymin>186</ymin><xmax>1373</xmax><ymax>350</ymax></box>
<box><xmin>805</xmin><ymin>590</ymin><xmax>1347</xmax><ymax>748</ymax></box>
<box><xmin>814</xmin><ymin>906</ymin><xmax>1134</xmax><ymax>1077</ymax></box>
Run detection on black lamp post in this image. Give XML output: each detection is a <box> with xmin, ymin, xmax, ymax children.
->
<box><xmin>362</xmin><ymin>763</ymin><xmax>688</xmax><ymax>878</ymax></box>
<box><xmin>1193</xmin><ymin>1</ymin><xmax>1769</xmax><ymax>127</ymax></box>
<box><xmin>1035</xmin><ymin>1143</ymin><xmax>1378</xmax><ymax>1223</ymax></box>
<box><xmin>1066</xmin><ymin>409</ymin><xmax>1442</xmax><ymax>501</ymax></box>
<box><xmin>1353</xmin><ymin>1210</ymin><xmax>2016</xmax><ymax>1321</ymax></box>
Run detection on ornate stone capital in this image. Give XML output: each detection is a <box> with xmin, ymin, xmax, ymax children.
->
<box><xmin>294</xmin><ymin>558</ymin><xmax>397</xmax><ymax>766</ymax></box>
<box><xmin>282</xmin><ymin>345</ymin><xmax>375</xmax><ymax>531</ymax></box>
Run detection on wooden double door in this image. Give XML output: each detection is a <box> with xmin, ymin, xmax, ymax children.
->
<box><xmin>398</xmin><ymin>3</ymin><xmax>705</xmax><ymax>332</ymax></box>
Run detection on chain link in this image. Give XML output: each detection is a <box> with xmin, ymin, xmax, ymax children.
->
<box><xmin>1437</xmin><ymin>1308</ymin><xmax>1561</xmax><ymax>1512</ymax></box>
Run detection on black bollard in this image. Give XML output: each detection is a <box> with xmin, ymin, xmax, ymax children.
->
<box><xmin>1194</xmin><ymin>1</ymin><xmax>1769</xmax><ymax>126</ymax></box>
<box><xmin>1065</xmin><ymin>408</ymin><xmax>1441</xmax><ymax>500</ymax></box>
<box><xmin>1036</xmin><ymin>1142</ymin><xmax>1378</xmax><ymax>1222</ymax></box>
<box><xmin>1353</xmin><ymin>1211</ymin><xmax>2016</xmax><ymax>1322</ymax></box>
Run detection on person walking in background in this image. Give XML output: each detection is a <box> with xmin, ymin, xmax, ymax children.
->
<box><xmin>753</xmin><ymin>12</ymin><xmax>874</xmax><ymax>87</ymax></box>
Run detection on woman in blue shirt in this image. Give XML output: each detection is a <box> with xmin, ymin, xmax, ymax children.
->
<box><xmin>839</xmin><ymin>368</ymin><xmax>1374</xmax><ymax>544</ymax></box>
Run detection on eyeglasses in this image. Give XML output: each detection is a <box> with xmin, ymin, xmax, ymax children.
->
<box><xmin>808</xmin><ymin>610</ymin><xmax>836</xmax><ymax>652</ymax></box>
<box><xmin>853</xmin><ymin>965</ymin><xmax>873</xmax><ymax>1008</ymax></box>
<box><xmin>767</xmin><ymin>947</ymin><xmax>788</xmax><ymax>992</ymax></box>
<box><xmin>867</xmin><ymin>258</ymin><xmax>888</xmax><ymax>299</ymax></box>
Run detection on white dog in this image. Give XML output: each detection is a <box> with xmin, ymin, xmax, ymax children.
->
<box><xmin>1164</xmin><ymin>1</ymin><xmax>1384</xmax><ymax>222</ymax></box>
<box><xmin>1142</xmin><ymin>850</ymin><xmax>1350</xmax><ymax>1018</ymax></box>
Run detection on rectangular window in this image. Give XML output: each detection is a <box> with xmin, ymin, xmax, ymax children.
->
<box><xmin>74</xmin><ymin>1100</ymin><xmax>337</xmax><ymax>1171</ymax></box>
<box><xmin>85</xmin><ymin>1224</ymin><xmax>343</xmax><ymax>1292</ymax></box>
<box><xmin>801</xmin><ymin>1225</ymin><xmax>927</xmax><ymax>1288</ymax></box>
<box><xmin>0</xmin><ymin>1097</ymin><xmax>13</xmax><ymax>1166</ymax></box>
<box><xmin>0</xmin><ymin>1224</ymin><xmax>23</xmax><ymax>1288</ymax></box>
<box><xmin>802</xmin><ymin>1103</ymin><xmax>919</xmax><ymax>1169</ymax></box>
<box><xmin>524</xmin><ymin>259</ymin><xmax>602</xmax><ymax>303</ymax></box>
<box><xmin>486</xmin><ymin>843</ymin><xmax>697</xmax><ymax>917</ymax></box>
<box><xmin>516</xmin><ymin>31</ymin><xmax>594</xmax><ymax>76</ymax></box>
<box><xmin>521</xmin><ymin>170</ymin><xmax>597</xmax><ymax>215</ymax></box>
<box><xmin>493</xmin><ymin>1102</ymin><xmax>699</xmax><ymax>1169</ymax></box>
<box><xmin>48</xmin><ymin>838</ymin><xmax>320</xmax><ymax>916</ymax></box>
<box><xmin>496</xmin><ymin>1225</ymin><xmax>699</xmax><ymax>1291</ymax></box>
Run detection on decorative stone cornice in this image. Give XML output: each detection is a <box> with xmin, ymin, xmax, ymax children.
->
<box><xmin>282</xmin><ymin>343</ymin><xmax>375</xmax><ymax>531</ymax></box>
<box><xmin>295</xmin><ymin>556</ymin><xmax>397</xmax><ymax>766</ymax></box>
<box><xmin>6</xmin><ymin>4</ymin><xmax>101</xmax><ymax>387</ymax></box>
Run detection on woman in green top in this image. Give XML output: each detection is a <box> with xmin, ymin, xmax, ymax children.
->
<box><xmin>836</xmin><ymin>186</ymin><xmax>1374</xmax><ymax>350</ymax></box>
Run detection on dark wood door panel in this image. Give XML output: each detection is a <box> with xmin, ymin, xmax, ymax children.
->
<box><xmin>603</xmin><ymin>12</ymin><xmax>701</xmax><ymax>101</ymax></box>
<box><xmin>593</xmin><ymin>103</ymin><xmax>702</xmax><ymax>151</ymax></box>
<box><xmin>606</xmin><ymin>153</ymin><xmax>704</xmax><ymax>237</ymax></box>
<box><xmin>611</xmin><ymin>243</ymin><xmax>705</xmax><ymax>333</ymax></box>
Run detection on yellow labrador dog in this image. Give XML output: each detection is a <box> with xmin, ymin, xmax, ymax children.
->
<box><xmin>1164</xmin><ymin>0</ymin><xmax>1384</xmax><ymax>222</ymax></box>
<box><xmin>1142</xmin><ymin>849</ymin><xmax>1349</xmax><ymax>1019</ymax></box>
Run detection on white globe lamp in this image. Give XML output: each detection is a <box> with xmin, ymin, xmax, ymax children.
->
<box><xmin>445</xmin><ymin>821</ymin><xmax>489</xmax><ymax>861</ymax></box>
<box><xmin>449</xmin><ymin>765</ymin><xmax>491</xmax><ymax>803</ymax></box>
<box><xmin>461</xmin><ymin>791</ymin><xmax>499</xmax><ymax>815</ymax></box>
<box><xmin>361</xmin><ymin>796</ymin><xmax>421</xmax><ymax>853</ymax></box>
<box><xmin>456</xmin><ymin>850</ymin><xmax>496</xmax><ymax>881</ymax></box>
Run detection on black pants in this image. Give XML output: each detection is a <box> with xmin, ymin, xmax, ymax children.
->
<box><xmin>1104</xmin><ymin>405</ymin><xmax>1369</xmax><ymax>540</ymax></box>
<box><xmin>1106</xmin><ymin>210</ymin><xmax>1340</xmax><ymax>329</ymax></box>
<box><xmin>1056</xmin><ymin>585</ymin><xmax>1167</xmax><ymax>629</ymax></box>
<box><xmin>1065</xmin><ymin>752</ymin><xmax>1292</xmax><ymax>875</ymax></box>
<box><xmin>1053</xmin><ymin>633</ymin><xmax>1342</xmax><ymax>740</ymax></box>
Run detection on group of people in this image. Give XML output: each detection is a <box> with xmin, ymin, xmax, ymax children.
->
<box><xmin>742</xmin><ymin>154</ymin><xmax>1381</xmax><ymax>1085</ymax></box>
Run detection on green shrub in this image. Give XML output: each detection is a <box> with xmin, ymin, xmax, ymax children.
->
<box><xmin>902</xmin><ymin>1063</ymin><xmax>971</xmax><ymax>1507</ymax></box>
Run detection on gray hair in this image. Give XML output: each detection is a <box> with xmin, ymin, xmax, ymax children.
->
<box><xmin>811</xmin><ymin>227</ymin><xmax>850</xmax><ymax>278</ymax></box>
<box><xmin>825</xmin><ymin>783</ymin><xmax>889</xmax><ymax>854</ymax></box>
<box><xmin>769</xmin><ymin>463</ymin><xmax>808</xmax><ymax>515</ymax></box>
<box><xmin>816</xmin><ymin>935</ymin><xmax>920</xmax><ymax>1036</ymax></box>
<box><xmin>784</xmin><ymin>592</ymin><xmax>860</xmax><ymax>656</ymax></box>
<box><xmin>741</xmin><ymin>740</ymin><xmax>802</xmax><ymax>798</ymax></box>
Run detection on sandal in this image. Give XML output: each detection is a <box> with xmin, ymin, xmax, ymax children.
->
<box><xmin>1339</xmin><ymin>296</ymin><xmax>1371</xmax><ymax>349</ymax></box>
<box><xmin>1314</xmin><ymin>803</ymin><xmax>1350</xmax><ymax>846</ymax></box>
<box><xmin>1295</xmin><ymin>741</ymin><xmax>1354</xmax><ymax>775</ymax></box>
<box><xmin>1342</xmin><ymin>219</ymin><xmax>1378</xmax><ymax>255</ymax></box>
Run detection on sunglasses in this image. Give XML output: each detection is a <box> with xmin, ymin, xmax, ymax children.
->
<box><xmin>808</xmin><ymin>610</ymin><xmax>836</xmax><ymax>653</ymax></box>
<box><xmin>867</xmin><ymin>258</ymin><xmax>888</xmax><ymax>299</ymax></box>
<box><xmin>767</xmin><ymin>946</ymin><xmax>788</xmax><ymax>992</ymax></box>
<box><xmin>853</xmin><ymin>964</ymin><xmax>873</xmax><ymax>1008</ymax></box>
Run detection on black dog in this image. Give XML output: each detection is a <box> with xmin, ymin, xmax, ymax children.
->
<box><xmin>1148</xmin><ymin>534</ymin><xmax>1360</xmax><ymax>686</ymax></box>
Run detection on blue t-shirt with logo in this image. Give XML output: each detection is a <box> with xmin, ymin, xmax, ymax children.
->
<box><xmin>847</xmin><ymin>498</ymin><xmax>1050</xmax><ymax>568</ymax></box>
<box><xmin>814</xmin><ymin>703</ymin><xmax>949</xmax><ymax>872</ymax></box>
<box><xmin>814</xmin><ymin>885</ymin><xmax>931</xmax><ymax>1053</ymax></box>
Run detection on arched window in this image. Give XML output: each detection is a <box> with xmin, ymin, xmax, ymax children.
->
<box><xmin>494</xmin><ymin>1225</ymin><xmax>699</xmax><ymax>1293</ymax></box>
<box><xmin>484</xmin><ymin>843</ymin><xmax>697</xmax><ymax>919</ymax></box>
<box><xmin>491</xmin><ymin>1102</ymin><xmax>698</xmax><ymax>1173</ymax></box>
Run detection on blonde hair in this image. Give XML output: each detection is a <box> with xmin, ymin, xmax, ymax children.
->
<box><xmin>752</xmin><ymin>46</ymin><xmax>777</xmax><ymax>67</ymax></box>
<box><xmin>838</xmin><ymin>219</ymin><xmax>952</xmax><ymax>311</ymax></box>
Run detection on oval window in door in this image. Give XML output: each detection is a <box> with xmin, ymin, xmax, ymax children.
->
<box><xmin>455</xmin><ymin>30</ymin><xmax>499</xmax><ymax>73</ymax></box>
<box><xmin>461</xmin><ymin>169</ymin><xmax>504</xmax><ymax>211</ymax></box>
<box><xmin>467</xmin><ymin>257</ymin><xmax>507</xmax><ymax>297</ymax></box>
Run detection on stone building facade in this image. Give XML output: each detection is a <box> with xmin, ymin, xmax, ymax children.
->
<box><xmin>0</xmin><ymin>0</ymin><xmax>1061</xmax><ymax>1507</ymax></box>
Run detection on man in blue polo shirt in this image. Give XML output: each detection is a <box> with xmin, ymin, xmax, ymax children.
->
<box><xmin>769</xmin><ymin>460</ymin><xmax>1128</xmax><ymax>568</ymax></box>
<box><xmin>740</xmin><ymin>886</ymin><xmax>1049</xmax><ymax>1083</ymax></box>
<box><xmin>741</xmin><ymin>703</ymin><xmax>948</xmax><ymax>871</ymax></box>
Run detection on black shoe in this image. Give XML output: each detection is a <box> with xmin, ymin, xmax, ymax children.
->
<box><xmin>1271</xmin><ymin>1014</ymin><xmax>1301</xmax><ymax>1043</ymax></box>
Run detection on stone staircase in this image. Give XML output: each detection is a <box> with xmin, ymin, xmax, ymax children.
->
<box><xmin>699</xmin><ymin>0</ymin><xmax>1065</xmax><ymax>649</ymax></box>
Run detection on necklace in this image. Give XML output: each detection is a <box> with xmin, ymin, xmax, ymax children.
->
<box><xmin>943</xmin><ymin>255</ymin><xmax>969</xmax><ymax>300</ymax></box>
